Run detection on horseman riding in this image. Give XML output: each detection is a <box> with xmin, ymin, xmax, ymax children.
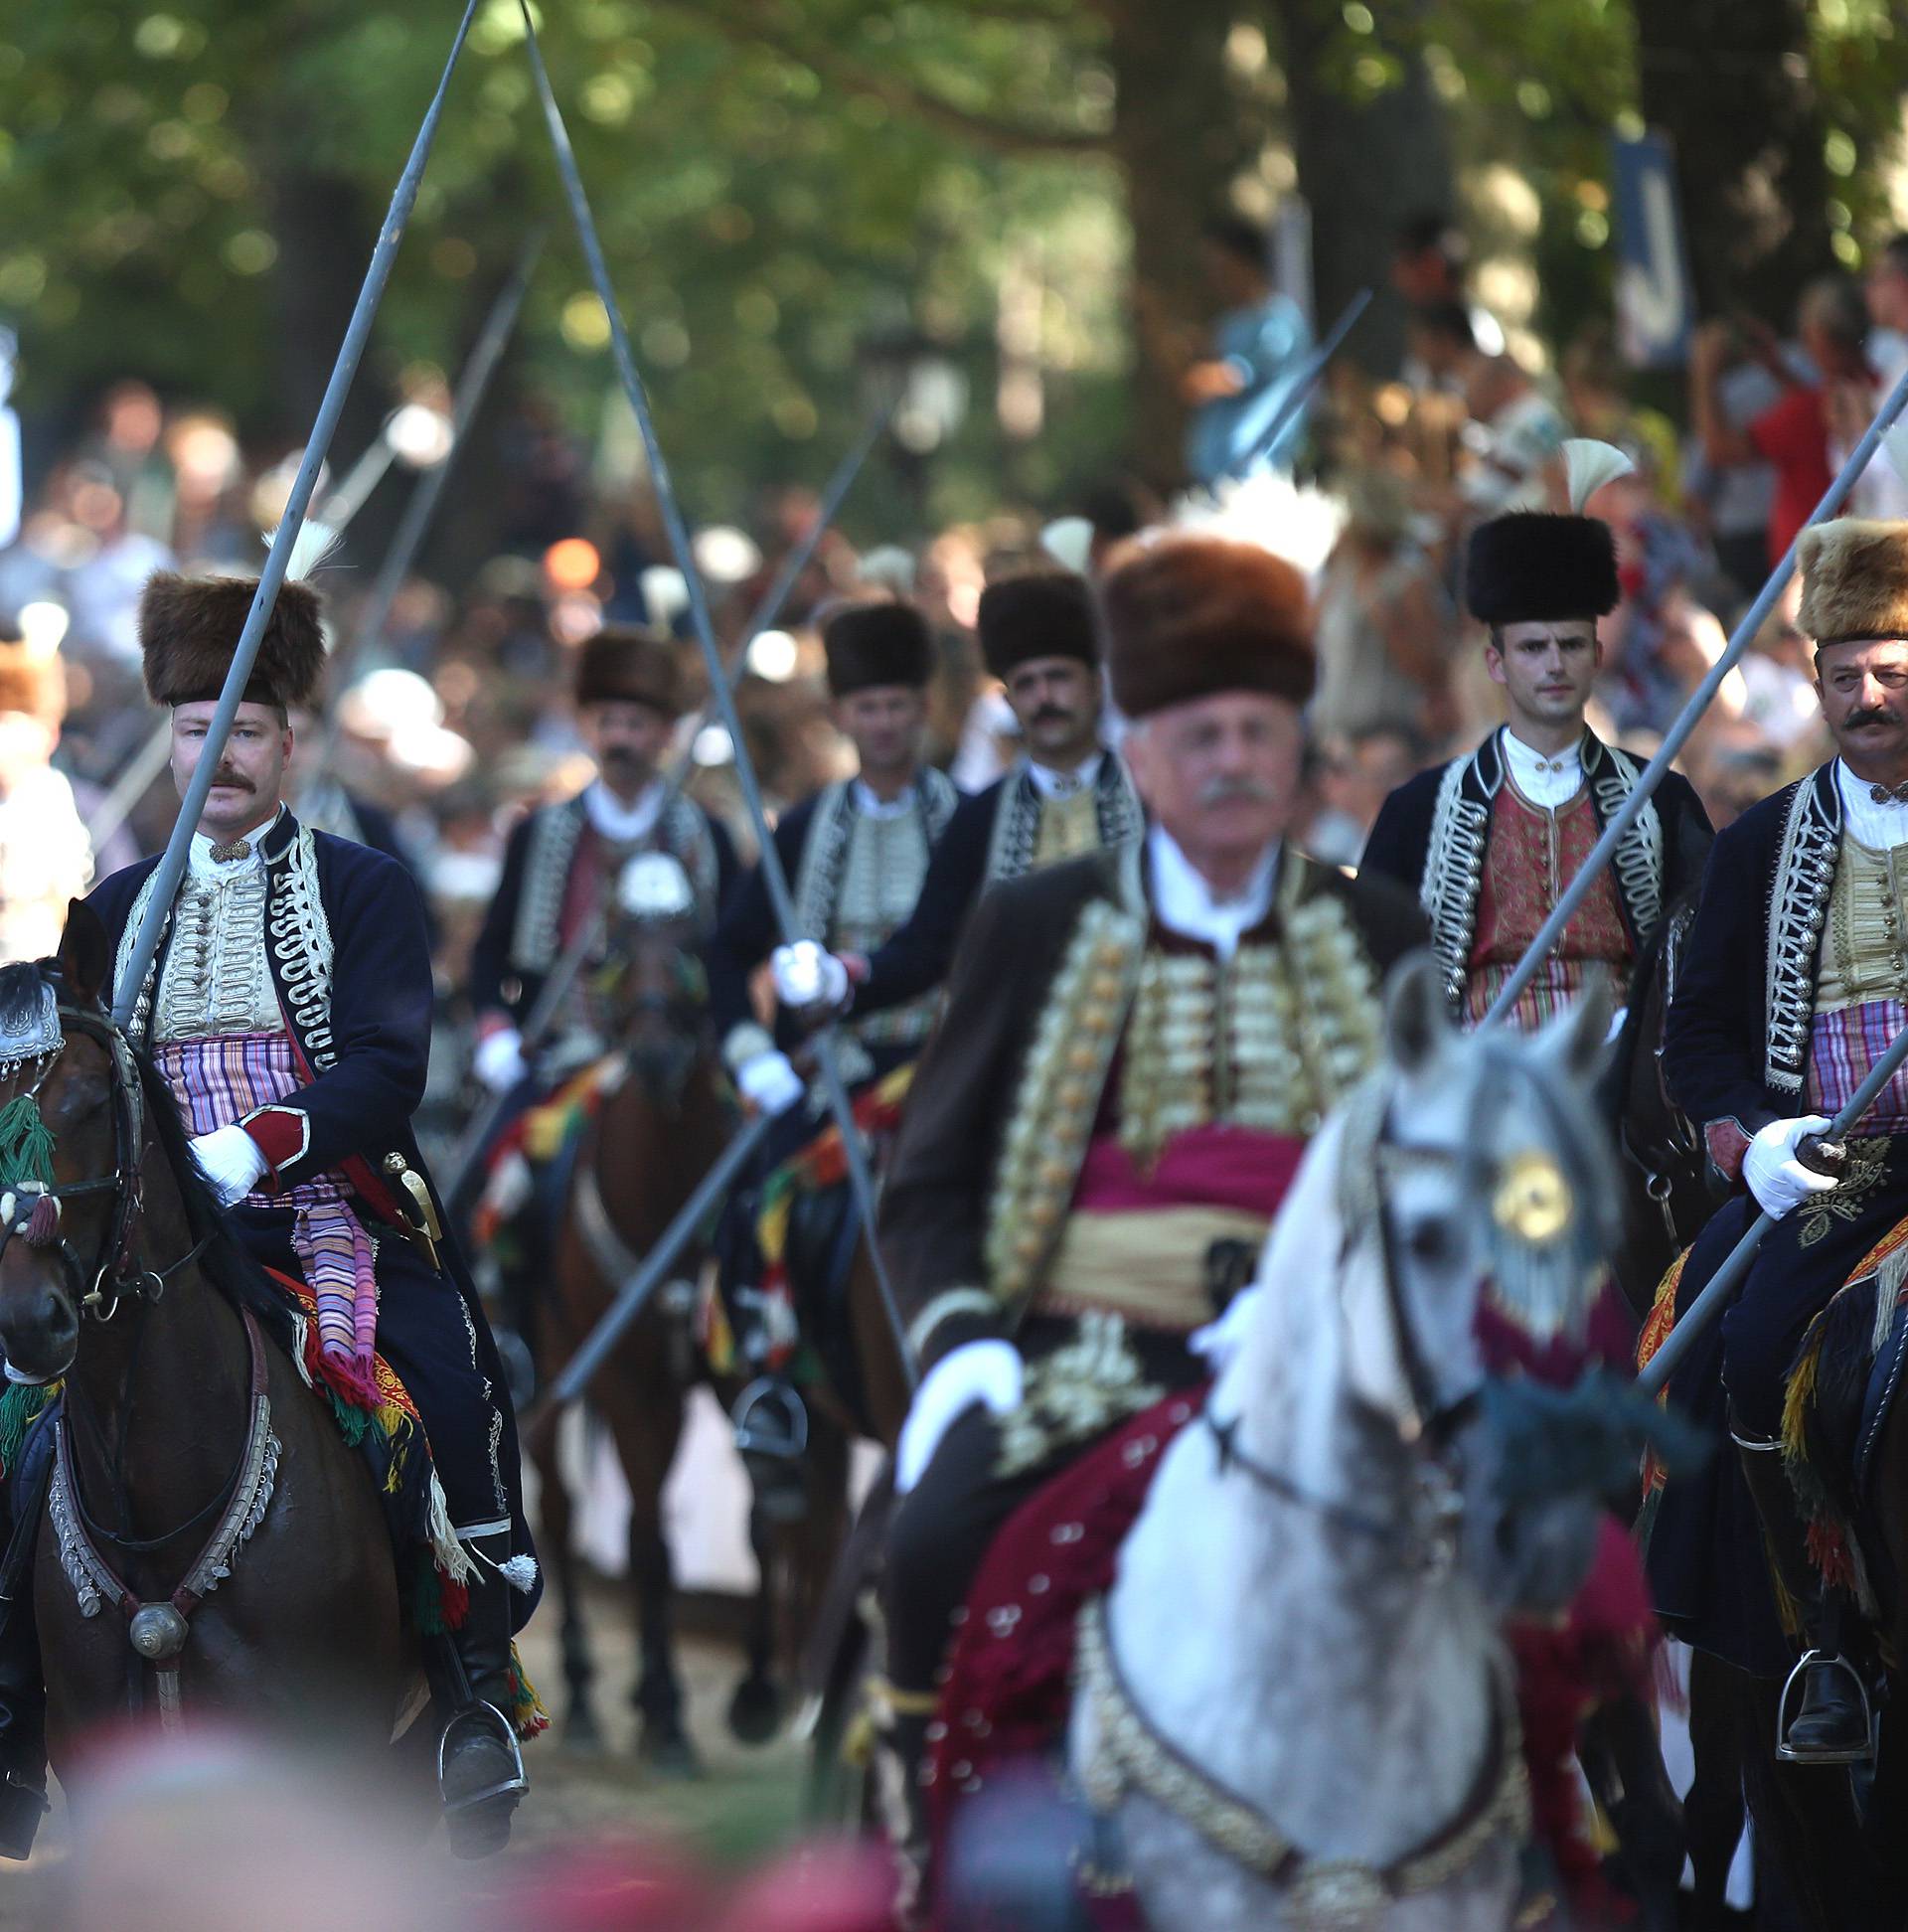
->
<box><xmin>1648</xmin><ymin>517</ymin><xmax>1908</xmax><ymax>1766</ymax></box>
<box><xmin>871</xmin><ymin>531</ymin><xmax>1425</xmax><ymax>1899</ymax></box>
<box><xmin>0</xmin><ymin>555</ymin><xmax>540</xmax><ymax>1856</ymax></box>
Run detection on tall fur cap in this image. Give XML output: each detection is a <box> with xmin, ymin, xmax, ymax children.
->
<box><xmin>1798</xmin><ymin>518</ymin><xmax>1908</xmax><ymax>646</ymax></box>
<box><xmin>1464</xmin><ymin>512</ymin><xmax>1620</xmax><ymax>625</ymax></box>
<box><xmin>575</xmin><ymin>624</ymin><xmax>682</xmax><ymax>716</ymax></box>
<box><xmin>1099</xmin><ymin>534</ymin><xmax>1314</xmax><ymax>718</ymax></box>
<box><xmin>139</xmin><ymin>573</ymin><xmax>325</xmax><ymax>711</ymax></box>
<box><xmin>821</xmin><ymin>600</ymin><xmax>935</xmax><ymax>697</ymax></box>
<box><xmin>977</xmin><ymin>571</ymin><xmax>1099</xmax><ymax>681</ymax></box>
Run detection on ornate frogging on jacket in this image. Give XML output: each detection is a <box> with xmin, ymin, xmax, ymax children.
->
<box><xmin>509</xmin><ymin>790</ymin><xmax>721</xmax><ymax>977</ymax></box>
<box><xmin>790</xmin><ymin>770</ymin><xmax>960</xmax><ymax>946</ymax></box>
<box><xmin>116</xmin><ymin>818</ymin><xmax>334</xmax><ymax>1063</ymax></box>
<box><xmin>1417</xmin><ymin>729</ymin><xmax>1663</xmax><ymax>1013</ymax></box>
<box><xmin>981</xmin><ymin>755</ymin><xmax>1143</xmax><ymax>887</ymax></box>
<box><xmin>1765</xmin><ymin>766</ymin><xmax>1842</xmax><ymax>1095</ymax></box>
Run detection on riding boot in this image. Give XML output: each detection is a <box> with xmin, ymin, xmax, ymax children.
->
<box><xmin>1734</xmin><ymin>1423</ymin><xmax>1873</xmax><ymax>1762</ymax></box>
<box><xmin>434</xmin><ymin>1529</ymin><xmax>531</xmax><ymax>1858</ymax></box>
<box><xmin>0</xmin><ymin>1415</ymin><xmax>54</xmax><ymax>1860</ymax></box>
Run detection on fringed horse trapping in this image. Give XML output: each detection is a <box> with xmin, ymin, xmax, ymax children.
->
<box><xmin>1781</xmin><ymin>1211</ymin><xmax>1908</xmax><ymax>1621</ymax></box>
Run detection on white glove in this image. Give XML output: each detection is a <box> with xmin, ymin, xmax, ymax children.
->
<box><xmin>736</xmin><ymin>1048</ymin><xmax>806</xmax><ymax>1118</ymax></box>
<box><xmin>895</xmin><ymin>1340</ymin><xmax>1025</xmax><ymax>1495</ymax></box>
<box><xmin>472</xmin><ymin>1027</ymin><xmax>527</xmax><ymax>1094</ymax></box>
<box><xmin>1743</xmin><ymin>1114</ymin><xmax>1839</xmax><ymax>1219</ymax></box>
<box><xmin>771</xmin><ymin>941</ymin><xmax>850</xmax><ymax>1014</ymax></box>
<box><xmin>1190</xmin><ymin>1284</ymin><xmax>1263</xmax><ymax>1379</ymax></box>
<box><xmin>191</xmin><ymin>1125</ymin><xmax>269</xmax><ymax>1209</ymax></box>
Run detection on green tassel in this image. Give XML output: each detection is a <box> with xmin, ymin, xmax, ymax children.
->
<box><xmin>0</xmin><ymin>1381</ymin><xmax>53</xmax><ymax>1479</ymax></box>
<box><xmin>0</xmin><ymin>1096</ymin><xmax>55</xmax><ymax>1195</ymax></box>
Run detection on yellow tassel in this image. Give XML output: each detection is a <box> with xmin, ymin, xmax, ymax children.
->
<box><xmin>1782</xmin><ymin>1332</ymin><xmax>1822</xmax><ymax>1462</ymax></box>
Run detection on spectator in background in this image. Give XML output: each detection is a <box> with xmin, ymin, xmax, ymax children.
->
<box><xmin>58</xmin><ymin>461</ymin><xmax>175</xmax><ymax>668</ymax></box>
<box><xmin>1391</xmin><ymin>210</ymin><xmax>1507</xmax><ymax>362</ymax></box>
<box><xmin>1402</xmin><ymin>299</ymin><xmax>1479</xmax><ymax>399</ymax></box>
<box><xmin>1689</xmin><ymin>274</ymin><xmax>1874</xmax><ymax>567</ymax></box>
<box><xmin>1179</xmin><ymin>215</ymin><xmax>1313</xmax><ymax>487</ymax></box>
<box><xmin>1680</xmin><ymin>331</ymin><xmax>1788</xmax><ymax>610</ymax></box>
<box><xmin>1560</xmin><ymin>323</ymin><xmax>1679</xmax><ymax>489</ymax></box>
<box><xmin>1311</xmin><ymin>466</ymin><xmax>1459</xmax><ymax>744</ymax></box>
<box><xmin>1861</xmin><ymin>233</ymin><xmax>1908</xmax><ymax>518</ymax></box>
<box><xmin>1459</xmin><ymin>354</ymin><xmax>1566</xmax><ymax>517</ymax></box>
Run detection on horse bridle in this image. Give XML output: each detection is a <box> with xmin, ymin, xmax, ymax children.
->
<box><xmin>1201</xmin><ymin>1082</ymin><xmax>1482</xmax><ymax>1571</ymax></box>
<box><xmin>0</xmin><ymin>997</ymin><xmax>210</xmax><ymax>1337</ymax></box>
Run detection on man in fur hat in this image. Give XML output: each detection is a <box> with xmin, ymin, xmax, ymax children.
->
<box><xmin>1361</xmin><ymin>492</ymin><xmax>1712</xmax><ymax>1029</ymax></box>
<box><xmin>707</xmin><ymin>599</ymin><xmax>956</xmax><ymax>1401</ymax></box>
<box><xmin>1649</xmin><ymin>518</ymin><xmax>1908</xmax><ymax>1762</ymax></box>
<box><xmin>0</xmin><ymin>617</ymin><xmax>93</xmax><ymax>962</ymax></box>
<box><xmin>873</xmin><ymin>534</ymin><xmax>1425</xmax><ymax>1886</ymax></box>
<box><xmin>468</xmin><ymin>625</ymin><xmax>736</xmax><ymax>1092</ymax></box>
<box><xmin>70</xmin><ymin>564</ymin><xmax>541</xmax><ymax>1852</ymax></box>
<box><xmin>766</xmin><ymin>570</ymin><xmax>1140</xmax><ymax>1025</ymax></box>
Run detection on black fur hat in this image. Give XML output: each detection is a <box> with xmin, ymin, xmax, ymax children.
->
<box><xmin>821</xmin><ymin>601</ymin><xmax>935</xmax><ymax>698</ymax></box>
<box><xmin>1465</xmin><ymin>513</ymin><xmax>1620</xmax><ymax>626</ymax></box>
<box><xmin>575</xmin><ymin>625</ymin><xmax>681</xmax><ymax>716</ymax></box>
<box><xmin>139</xmin><ymin>573</ymin><xmax>326</xmax><ymax>712</ymax></box>
<box><xmin>977</xmin><ymin>572</ymin><xmax>1098</xmax><ymax>682</ymax></box>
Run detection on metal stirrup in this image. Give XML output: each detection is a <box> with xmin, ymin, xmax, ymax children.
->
<box><xmin>1775</xmin><ymin>1651</ymin><xmax>1876</xmax><ymax>1765</ymax></box>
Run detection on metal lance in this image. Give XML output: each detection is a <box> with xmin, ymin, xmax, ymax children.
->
<box><xmin>440</xmin><ymin>402</ymin><xmax>891</xmax><ymax>1218</ymax></box>
<box><xmin>518</xmin><ymin>0</ymin><xmax>918</xmax><ymax>1390</ymax></box>
<box><xmin>1637</xmin><ymin>1018</ymin><xmax>1908</xmax><ymax>1398</ymax></box>
<box><xmin>520</xmin><ymin>1110</ymin><xmax>776</xmax><ymax>1445</ymax></box>
<box><xmin>1484</xmin><ymin>354</ymin><xmax>1908</xmax><ymax>1032</ymax></box>
<box><xmin>108</xmin><ymin>0</ymin><xmax>481</xmax><ymax>1029</ymax></box>
<box><xmin>1223</xmin><ymin>285</ymin><xmax>1373</xmax><ymax>482</ymax></box>
<box><xmin>300</xmin><ymin>225</ymin><xmax>548</xmax><ymax>799</ymax></box>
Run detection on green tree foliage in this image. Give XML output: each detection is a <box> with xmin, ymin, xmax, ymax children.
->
<box><xmin>0</xmin><ymin>0</ymin><xmax>1903</xmax><ymax>539</ymax></box>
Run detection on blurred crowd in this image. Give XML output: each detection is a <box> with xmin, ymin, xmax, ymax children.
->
<box><xmin>3</xmin><ymin>211</ymin><xmax>1903</xmax><ymax>1019</ymax></box>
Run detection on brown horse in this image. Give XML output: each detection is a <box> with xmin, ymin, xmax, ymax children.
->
<box><xmin>0</xmin><ymin>908</ymin><xmax>403</xmax><ymax>1775</ymax></box>
<box><xmin>527</xmin><ymin>880</ymin><xmax>880</xmax><ymax>1768</ymax></box>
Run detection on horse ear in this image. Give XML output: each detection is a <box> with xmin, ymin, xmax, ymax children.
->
<box><xmin>1383</xmin><ymin>951</ymin><xmax>1451</xmax><ymax>1075</ymax></box>
<box><xmin>56</xmin><ymin>899</ymin><xmax>111</xmax><ymax>1009</ymax></box>
<box><xmin>1541</xmin><ymin>969</ymin><xmax>1613</xmax><ymax>1082</ymax></box>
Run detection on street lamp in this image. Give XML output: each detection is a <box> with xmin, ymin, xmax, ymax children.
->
<box><xmin>857</xmin><ymin>327</ymin><xmax>968</xmax><ymax>533</ymax></box>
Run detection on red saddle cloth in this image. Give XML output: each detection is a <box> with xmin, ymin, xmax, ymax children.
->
<box><xmin>923</xmin><ymin>1388</ymin><xmax>1656</xmax><ymax>1926</ymax></box>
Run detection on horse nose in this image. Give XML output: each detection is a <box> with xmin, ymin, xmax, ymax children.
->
<box><xmin>0</xmin><ymin>1278</ymin><xmax>78</xmax><ymax>1381</ymax></box>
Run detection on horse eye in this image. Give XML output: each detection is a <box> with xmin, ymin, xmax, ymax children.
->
<box><xmin>1407</xmin><ymin>1216</ymin><xmax>1456</xmax><ymax>1266</ymax></box>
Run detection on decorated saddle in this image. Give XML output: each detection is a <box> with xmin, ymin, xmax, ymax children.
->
<box><xmin>1781</xmin><ymin>1211</ymin><xmax>1908</xmax><ymax>1617</ymax></box>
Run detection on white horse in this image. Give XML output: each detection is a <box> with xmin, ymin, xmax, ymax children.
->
<box><xmin>1071</xmin><ymin>955</ymin><xmax>1619</xmax><ymax>1929</ymax></box>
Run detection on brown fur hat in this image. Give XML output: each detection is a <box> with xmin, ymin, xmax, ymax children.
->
<box><xmin>139</xmin><ymin>573</ymin><xmax>325</xmax><ymax>712</ymax></box>
<box><xmin>821</xmin><ymin>600</ymin><xmax>935</xmax><ymax>698</ymax></box>
<box><xmin>575</xmin><ymin>625</ymin><xmax>682</xmax><ymax>716</ymax></box>
<box><xmin>1798</xmin><ymin>518</ymin><xmax>1908</xmax><ymax>647</ymax></box>
<box><xmin>1100</xmin><ymin>535</ymin><xmax>1314</xmax><ymax>718</ymax></box>
<box><xmin>0</xmin><ymin>618</ymin><xmax>65</xmax><ymax>724</ymax></box>
<box><xmin>1465</xmin><ymin>512</ymin><xmax>1620</xmax><ymax>626</ymax></box>
<box><xmin>977</xmin><ymin>572</ymin><xmax>1098</xmax><ymax>682</ymax></box>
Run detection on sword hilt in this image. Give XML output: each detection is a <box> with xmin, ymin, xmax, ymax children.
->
<box><xmin>1797</xmin><ymin>1133</ymin><xmax>1847</xmax><ymax>1179</ymax></box>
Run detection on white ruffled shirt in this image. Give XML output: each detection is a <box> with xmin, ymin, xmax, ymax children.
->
<box><xmin>1836</xmin><ymin>757</ymin><xmax>1908</xmax><ymax>849</ymax></box>
<box><xmin>187</xmin><ymin>805</ymin><xmax>278</xmax><ymax>881</ymax></box>
<box><xmin>583</xmin><ymin>778</ymin><xmax>663</xmax><ymax>845</ymax></box>
<box><xmin>1500</xmin><ymin>727</ymin><xmax>1584</xmax><ymax>811</ymax></box>
<box><xmin>1147</xmin><ymin>823</ymin><xmax>1278</xmax><ymax>963</ymax></box>
<box><xmin>853</xmin><ymin>779</ymin><xmax>918</xmax><ymax>822</ymax></box>
<box><xmin>1027</xmin><ymin>751</ymin><xmax>1104</xmax><ymax>801</ymax></box>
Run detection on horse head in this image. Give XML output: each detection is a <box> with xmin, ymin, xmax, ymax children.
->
<box><xmin>596</xmin><ymin>853</ymin><xmax>711</xmax><ymax>1107</ymax></box>
<box><xmin>0</xmin><ymin>901</ymin><xmax>135</xmax><ymax>1381</ymax></box>
<box><xmin>1329</xmin><ymin>952</ymin><xmax>1619</xmax><ymax>1615</ymax></box>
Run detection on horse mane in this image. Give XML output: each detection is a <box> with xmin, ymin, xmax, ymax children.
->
<box><xmin>127</xmin><ymin>1038</ymin><xmax>303</xmax><ymax>1358</ymax></box>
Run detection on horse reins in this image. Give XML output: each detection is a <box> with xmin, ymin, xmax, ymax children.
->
<box><xmin>7</xmin><ymin>992</ymin><xmax>276</xmax><ymax>1729</ymax></box>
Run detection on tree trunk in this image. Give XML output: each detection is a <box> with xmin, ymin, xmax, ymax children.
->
<box><xmin>1276</xmin><ymin>0</ymin><xmax>1454</xmax><ymax>384</ymax></box>
<box><xmin>1632</xmin><ymin>0</ymin><xmax>1832</xmax><ymax>317</ymax></box>
<box><xmin>1101</xmin><ymin>0</ymin><xmax>1257</xmax><ymax>492</ymax></box>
